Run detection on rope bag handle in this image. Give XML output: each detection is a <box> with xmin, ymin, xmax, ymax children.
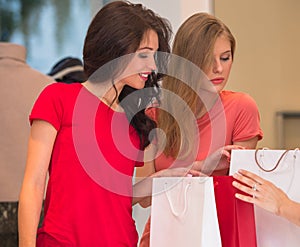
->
<box><xmin>165</xmin><ymin>182</ymin><xmax>190</xmax><ymax>217</ymax></box>
<box><xmin>255</xmin><ymin>149</ymin><xmax>290</xmax><ymax>172</ymax></box>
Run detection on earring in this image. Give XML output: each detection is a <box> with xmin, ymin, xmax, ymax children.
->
<box><xmin>138</xmin><ymin>98</ymin><xmax>142</xmax><ymax>108</ymax></box>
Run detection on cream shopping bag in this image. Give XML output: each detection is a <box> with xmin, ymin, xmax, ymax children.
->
<box><xmin>229</xmin><ymin>149</ymin><xmax>300</xmax><ymax>247</ymax></box>
<box><xmin>150</xmin><ymin>177</ymin><xmax>222</xmax><ymax>247</ymax></box>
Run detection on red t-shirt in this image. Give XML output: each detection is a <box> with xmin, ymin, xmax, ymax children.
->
<box><xmin>30</xmin><ymin>83</ymin><xmax>142</xmax><ymax>246</ymax></box>
<box><xmin>151</xmin><ymin>91</ymin><xmax>263</xmax><ymax>173</ymax></box>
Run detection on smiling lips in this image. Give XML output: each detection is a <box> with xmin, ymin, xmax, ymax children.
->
<box><xmin>139</xmin><ymin>72</ymin><xmax>151</xmax><ymax>81</ymax></box>
<box><xmin>211</xmin><ymin>77</ymin><xmax>224</xmax><ymax>85</ymax></box>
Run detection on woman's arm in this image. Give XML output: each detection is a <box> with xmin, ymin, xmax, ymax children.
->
<box><xmin>233</xmin><ymin>136</ymin><xmax>259</xmax><ymax>149</ymax></box>
<box><xmin>198</xmin><ymin>137</ymin><xmax>258</xmax><ymax>176</ymax></box>
<box><xmin>18</xmin><ymin>120</ymin><xmax>57</xmax><ymax>247</ymax></box>
<box><xmin>192</xmin><ymin>145</ymin><xmax>245</xmax><ymax>175</ymax></box>
<box><xmin>134</xmin><ymin>143</ymin><xmax>157</xmax><ymax>207</ymax></box>
<box><xmin>134</xmin><ymin>161</ymin><xmax>156</xmax><ymax>207</ymax></box>
<box><xmin>135</xmin><ymin>143</ymin><xmax>157</xmax><ymax>181</ymax></box>
<box><xmin>232</xmin><ymin>169</ymin><xmax>300</xmax><ymax>227</ymax></box>
<box><xmin>133</xmin><ymin>167</ymin><xmax>201</xmax><ymax>206</ymax></box>
<box><xmin>133</xmin><ymin>142</ymin><xmax>202</xmax><ymax>206</ymax></box>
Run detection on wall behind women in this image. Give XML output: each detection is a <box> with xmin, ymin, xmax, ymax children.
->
<box><xmin>215</xmin><ymin>0</ymin><xmax>300</xmax><ymax>149</ymax></box>
<box><xmin>130</xmin><ymin>0</ymin><xmax>214</xmax><ymax>35</ymax></box>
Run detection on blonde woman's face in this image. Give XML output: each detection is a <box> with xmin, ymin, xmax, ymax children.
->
<box><xmin>204</xmin><ymin>35</ymin><xmax>233</xmax><ymax>93</ymax></box>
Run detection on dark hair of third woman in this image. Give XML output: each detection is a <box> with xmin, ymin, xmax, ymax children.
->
<box><xmin>83</xmin><ymin>1</ymin><xmax>172</xmax><ymax>149</ymax></box>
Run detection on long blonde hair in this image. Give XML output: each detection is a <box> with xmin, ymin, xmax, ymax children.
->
<box><xmin>157</xmin><ymin>13</ymin><xmax>236</xmax><ymax>160</ymax></box>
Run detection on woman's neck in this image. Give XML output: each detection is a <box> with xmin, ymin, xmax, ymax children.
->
<box><xmin>82</xmin><ymin>80</ymin><xmax>124</xmax><ymax>112</ymax></box>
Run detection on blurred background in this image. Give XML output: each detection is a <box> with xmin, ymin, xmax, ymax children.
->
<box><xmin>1</xmin><ymin>0</ymin><xmax>300</xmax><ymax>245</ymax></box>
<box><xmin>0</xmin><ymin>0</ymin><xmax>99</xmax><ymax>73</ymax></box>
<box><xmin>2</xmin><ymin>0</ymin><xmax>300</xmax><ymax>150</ymax></box>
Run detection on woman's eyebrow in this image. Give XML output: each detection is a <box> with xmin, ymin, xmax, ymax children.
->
<box><xmin>221</xmin><ymin>50</ymin><xmax>231</xmax><ymax>55</ymax></box>
<box><xmin>138</xmin><ymin>47</ymin><xmax>154</xmax><ymax>51</ymax></box>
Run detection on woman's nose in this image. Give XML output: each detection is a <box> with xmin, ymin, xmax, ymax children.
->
<box><xmin>212</xmin><ymin>59</ymin><xmax>223</xmax><ymax>74</ymax></box>
<box><xmin>148</xmin><ymin>55</ymin><xmax>157</xmax><ymax>71</ymax></box>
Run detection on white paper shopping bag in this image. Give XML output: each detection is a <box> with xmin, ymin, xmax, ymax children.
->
<box><xmin>150</xmin><ymin>177</ymin><xmax>221</xmax><ymax>247</ymax></box>
<box><xmin>229</xmin><ymin>149</ymin><xmax>300</xmax><ymax>247</ymax></box>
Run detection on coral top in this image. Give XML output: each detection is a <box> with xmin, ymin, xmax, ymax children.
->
<box><xmin>139</xmin><ymin>90</ymin><xmax>263</xmax><ymax>247</ymax></box>
<box><xmin>152</xmin><ymin>90</ymin><xmax>263</xmax><ymax>173</ymax></box>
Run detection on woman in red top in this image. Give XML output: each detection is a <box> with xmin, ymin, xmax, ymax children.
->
<box><xmin>18</xmin><ymin>1</ymin><xmax>200</xmax><ymax>246</ymax></box>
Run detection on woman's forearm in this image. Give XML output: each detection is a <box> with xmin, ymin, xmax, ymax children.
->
<box><xmin>18</xmin><ymin>185</ymin><xmax>44</xmax><ymax>247</ymax></box>
<box><xmin>132</xmin><ymin>167</ymin><xmax>201</xmax><ymax>206</ymax></box>
<box><xmin>132</xmin><ymin>176</ymin><xmax>153</xmax><ymax>206</ymax></box>
<box><xmin>279</xmin><ymin>199</ymin><xmax>300</xmax><ymax>227</ymax></box>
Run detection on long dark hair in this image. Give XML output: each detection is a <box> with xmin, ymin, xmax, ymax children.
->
<box><xmin>83</xmin><ymin>1</ymin><xmax>172</xmax><ymax>149</ymax></box>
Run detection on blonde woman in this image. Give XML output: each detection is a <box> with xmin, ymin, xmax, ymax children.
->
<box><xmin>137</xmin><ymin>12</ymin><xmax>263</xmax><ymax>246</ymax></box>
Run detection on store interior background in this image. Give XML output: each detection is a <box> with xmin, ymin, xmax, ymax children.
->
<box><xmin>1</xmin><ymin>0</ymin><xmax>300</xmax><ymax>242</ymax></box>
<box><xmin>2</xmin><ymin>0</ymin><xmax>299</xmax><ymax>150</ymax></box>
<box><xmin>135</xmin><ymin>0</ymin><xmax>300</xmax><ymax>150</ymax></box>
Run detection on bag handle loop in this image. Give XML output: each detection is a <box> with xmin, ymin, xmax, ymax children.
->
<box><xmin>255</xmin><ymin>149</ymin><xmax>289</xmax><ymax>172</ymax></box>
<box><xmin>164</xmin><ymin>182</ymin><xmax>190</xmax><ymax>217</ymax></box>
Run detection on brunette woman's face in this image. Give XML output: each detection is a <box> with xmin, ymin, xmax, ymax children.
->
<box><xmin>119</xmin><ymin>29</ymin><xmax>159</xmax><ymax>90</ymax></box>
<box><xmin>204</xmin><ymin>35</ymin><xmax>233</xmax><ymax>93</ymax></box>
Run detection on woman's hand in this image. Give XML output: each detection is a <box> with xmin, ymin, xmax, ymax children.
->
<box><xmin>193</xmin><ymin>145</ymin><xmax>245</xmax><ymax>175</ymax></box>
<box><xmin>232</xmin><ymin>169</ymin><xmax>289</xmax><ymax>215</ymax></box>
<box><xmin>232</xmin><ymin>169</ymin><xmax>300</xmax><ymax>227</ymax></box>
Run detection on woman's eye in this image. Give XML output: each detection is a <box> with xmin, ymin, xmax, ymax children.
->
<box><xmin>138</xmin><ymin>53</ymin><xmax>149</xmax><ymax>59</ymax></box>
<box><xmin>220</xmin><ymin>56</ymin><xmax>230</xmax><ymax>61</ymax></box>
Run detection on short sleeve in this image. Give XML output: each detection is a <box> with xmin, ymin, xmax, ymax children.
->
<box><xmin>232</xmin><ymin>93</ymin><xmax>263</xmax><ymax>142</ymax></box>
<box><xmin>29</xmin><ymin>83</ymin><xmax>64</xmax><ymax>130</ymax></box>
